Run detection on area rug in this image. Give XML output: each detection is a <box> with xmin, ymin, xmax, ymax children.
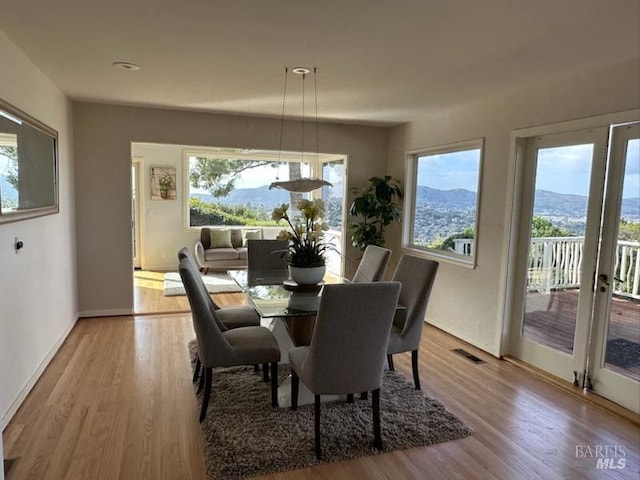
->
<box><xmin>163</xmin><ymin>271</ymin><xmax>242</xmax><ymax>296</ymax></box>
<box><xmin>188</xmin><ymin>343</ymin><xmax>473</xmax><ymax>479</ymax></box>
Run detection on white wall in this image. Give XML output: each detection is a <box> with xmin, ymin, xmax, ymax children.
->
<box><xmin>386</xmin><ymin>57</ymin><xmax>640</xmax><ymax>356</ymax></box>
<box><xmin>0</xmin><ymin>31</ymin><xmax>77</xmax><ymax>431</ymax></box>
<box><xmin>74</xmin><ymin>103</ymin><xmax>388</xmax><ymax>316</ymax></box>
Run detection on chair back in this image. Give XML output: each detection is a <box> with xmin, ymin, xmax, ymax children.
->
<box><xmin>303</xmin><ymin>282</ymin><xmax>401</xmax><ymax>394</ymax></box>
<box><xmin>179</xmin><ymin>258</ymin><xmax>233</xmax><ymax>366</ymax></box>
<box><xmin>391</xmin><ymin>254</ymin><xmax>439</xmax><ymax>348</ymax></box>
<box><xmin>352</xmin><ymin>245</ymin><xmax>392</xmax><ymax>282</ymax></box>
<box><xmin>247</xmin><ymin>239</ymin><xmax>289</xmax><ymax>271</ymax></box>
<box><xmin>177</xmin><ymin>247</ymin><xmax>221</xmax><ymax>310</ymax></box>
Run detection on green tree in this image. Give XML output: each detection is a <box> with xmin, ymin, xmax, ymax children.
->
<box><xmin>618</xmin><ymin>219</ymin><xmax>640</xmax><ymax>242</ymax></box>
<box><xmin>0</xmin><ymin>145</ymin><xmax>18</xmax><ymax>189</ymax></box>
<box><xmin>189</xmin><ymin>157</ymin><xmax>275</xmax><ymax>197</ymax></box>
<box><xmin>531</xmin><ymin>216</ymin><xmax>572</xmax><ymax>238</ymax></box>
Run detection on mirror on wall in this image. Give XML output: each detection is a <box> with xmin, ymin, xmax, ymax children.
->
<box><xmin>0</xmin><ymin>99</ymin><xmax>58</xmax><ymax>224</ymax></box>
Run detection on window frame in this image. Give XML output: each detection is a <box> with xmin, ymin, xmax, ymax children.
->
<box><xmin>402</xmin><ymin>138</ymin><xmax>484</xmax><ymax>268</ymax></box>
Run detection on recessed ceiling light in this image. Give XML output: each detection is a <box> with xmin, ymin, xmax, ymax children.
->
<box><xmin>112</xmin><ymin>62</ymin><xmax>140</xmax><ymax>71</ymax></box>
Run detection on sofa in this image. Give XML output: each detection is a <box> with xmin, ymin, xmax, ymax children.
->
<box><xmin>195</xmin><ymin>227</ymin><xmax>263</xmax><ymax>272</ymax></box>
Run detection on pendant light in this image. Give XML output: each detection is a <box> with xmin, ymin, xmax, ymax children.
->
<box><xmin>269</xmin><ymin>66</ymin><xmax>332</xmax><ymax>193</ymax></box>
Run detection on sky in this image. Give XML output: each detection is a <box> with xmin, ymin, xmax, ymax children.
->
<box><xmin>417</xmin><ymin>141</ymin><xmax>639</xmax><ymax>199</ymax></box>
<box><xmin>417</xmin><ymin>149</ymin><xmax>481</xmax><ymax>192</ymax></box>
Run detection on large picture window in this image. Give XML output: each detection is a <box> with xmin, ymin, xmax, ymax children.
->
<box><xmin>404</xmin><ymin>139</ymin><xmax>483</xmax><ymax>266</ymax></box>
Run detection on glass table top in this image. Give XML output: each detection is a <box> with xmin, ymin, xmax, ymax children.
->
<box><xmin>227</xmin><ymin>269</ymin><xmax>346</xmax><ymax>318</ymax></box>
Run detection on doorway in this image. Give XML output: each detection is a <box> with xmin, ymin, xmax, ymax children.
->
<box><xmin>509</xmin><ymin>121</ymin><xmax>640</xmax><ymax>413</ymax></box>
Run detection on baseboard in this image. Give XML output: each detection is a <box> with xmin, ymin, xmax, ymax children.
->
<box><xmin>1</xmin><ymin>314</ymin><xmax>78</xmax><ymax>430</ymax></box>
<box><xmin>78</xmin><ymin>308</ymin><xmax>133</xmax><ymax>318</ymax></box>
<box><xmin>427</xmin><ymin>318</ymin><xmax>500</xmax><ymax>357</ymax></box>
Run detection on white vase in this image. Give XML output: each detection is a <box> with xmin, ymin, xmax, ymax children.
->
<box><xmin>288</xmin><ymin>265</ymin><xmax>326</xmax><ymax>285</ymax></box>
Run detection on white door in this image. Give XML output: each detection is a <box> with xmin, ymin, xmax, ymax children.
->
<box><xmin>588</xmin><ymin>123</ymin><xmax>640</xmax><ymax>412</ymax></box>
<box><xmin>510</xmin><ymin>127</ymin><xmax>609</xmax><ymax>385</ymax></box>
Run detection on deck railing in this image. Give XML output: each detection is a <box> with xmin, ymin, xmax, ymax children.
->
<box><xmin>454</xmin><ymin>237</ymin><xmax>640</xmax><ymax>300</ymax></box>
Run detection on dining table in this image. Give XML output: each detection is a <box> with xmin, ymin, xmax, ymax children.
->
<box><xmin>227</xmin><ymin>268</ymin><xmax>345</xmax><ymax>347</ymax></box>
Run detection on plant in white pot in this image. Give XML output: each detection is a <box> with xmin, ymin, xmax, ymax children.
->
<box><xmin>272</xmin><ymin>199</ymin><xmax>333</xmax><ymax>285</ymax></box>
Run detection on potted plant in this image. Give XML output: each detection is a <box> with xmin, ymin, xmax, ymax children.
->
<box><xmin>158</xmin><ymin>172</ymin><xmax>174</xmax><ymax>199</ymax></box>
<box><xmin>349</xmin><ymin>176</ymin><xmax>403</xmax><ymax>250</ymax></box>
<box><xmin>272</xmin><ymin>199</ymin><xmax>333</xmax><ymax>285</ymax></box>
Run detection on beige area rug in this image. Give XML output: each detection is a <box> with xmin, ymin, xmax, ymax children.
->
<box><xmin>188</xmin><ymin>342</ymin><xmax>473</xmax><ymax>479</ymax></box>
<box><xmin>163</xmin><ymin>271</ymin><xmax>242</xmax><ymax>296</ymax></box>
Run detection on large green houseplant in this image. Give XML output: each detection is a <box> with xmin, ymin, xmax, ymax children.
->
<box><xmin>349</xmin><ymin>176</ymin><xmax>403</xmax><ymax>251</ymax></box>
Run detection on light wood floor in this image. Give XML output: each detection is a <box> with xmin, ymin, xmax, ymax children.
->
<box><xmin>3</xmin><ymin>275</ymin><xmax>640</xmax><ymax>480</ymax></box>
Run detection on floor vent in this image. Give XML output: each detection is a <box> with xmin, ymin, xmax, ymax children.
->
<box><xmin>452</xmin><ymin>348</ymin><xmax>485</xmax><ymax>364</ymax></box>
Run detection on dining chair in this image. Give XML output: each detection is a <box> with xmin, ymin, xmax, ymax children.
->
<box><xmin>177</xmin><ymin>247</ymin><xmax>261</xmax><ymax>386</ymax></box>
<box><xmin>247</xmin><ymin>239</ymin><xmax>289</xmax><ymax>271</ymax></box>
<box><xmin>351</xmin><ymin>245</ymin><xmax>392</xmax><ymax>283</ymax></box>
<box><xmin>386</xmin><ymin>254</ymin><xmax>439</xmax><ymax>390</ymax></box>
<box><xmin>288</xmin><ymin>281</ymin><xmax>401</xmax><ymax>460</ymax></box>
<box><xmin>179</xmin><ymin>258</ymin><xmax>281</xmax><ymax>421</ymax></box>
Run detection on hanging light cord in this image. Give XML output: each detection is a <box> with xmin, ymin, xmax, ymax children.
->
<box><xmin>314</xmin><ymin>67</ymin><xmax>319</xmax><ymax>162</ymax></box>
<box><xmin>301</xmin><ymin>70</ymin><xmax>306</xmax><ymax>163</ymax></box>
<box><xmin>277</xmin><ymin>66</ymin><xmax>289</xmax><ymax>177</ymax></box>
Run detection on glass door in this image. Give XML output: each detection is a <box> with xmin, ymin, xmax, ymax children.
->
<box><xmin>319</xmin><ymin>158</ymin><xmax>345</xmax><ymax>276</ymax></box>
<box><xmin>510</xmin><ymin>128</ymin><xmax>609</xmax><ymax>382</ymax></box>
<box><xmin>588</xmin><ymin>123</ymin><xmax>640</xmax><ymax>413</ymax></box>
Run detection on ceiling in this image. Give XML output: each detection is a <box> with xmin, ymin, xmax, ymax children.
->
<box><xmin>1</xmin><ymin>0</ymin><xmax>639</xmax><ymax>126</ymax></box>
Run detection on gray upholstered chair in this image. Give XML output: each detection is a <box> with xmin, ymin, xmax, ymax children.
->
<box><xmin>288</xmin><ymin>281</ymin><xmax>401</xmax><ymax>460</ymax></box>
<box><xmin>352</xmin><ymin>245</ymin><xmax>392</xmax><ymax>283</ymax></box>
<box><xmin>386</xmin><ymin>254</ymin><xmax>439</xmax><ymax>390</ymax></box>
<box><xmin>178</xmin><ymin>247</ymin><xmax>261</xmax><ymax>385</ymax></box>
<box><xmin>247</xmin><ymin>239</ymin><xmax>289</xmax><ymax>271</ymax></box>
<box><xmin>179</xmin><ymin>258</ymin><xmax>281</xmax><ymax>421</ymax></box>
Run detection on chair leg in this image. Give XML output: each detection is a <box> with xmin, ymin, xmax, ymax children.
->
<box><xmin>193</xmin><ymin>356</ymin><xmax>201</xmax><ymax>383</ymax></box>
<box><xmin>411</xmin><ymin>349</ymin><xmax>421</xmax><ymax>390</ymax></box>
<box><xmin>387</xmin><ymin>354</ymin><xmax>394</xmax><ymax>371</ymax></box>
<box><xmin>197</xmin><ymin>364</ymin><xmax>206</xmax><ymax>394</ymax></box>
<box><xmin>270</xmin><ymin>362</ymin><xmax>278</xmax><ymax>407</ymax></box>
<box><xmin>372</xmin><ymin>388</ymin><xmax>382</xmax><ymax>450</ymax></box>
<box><xmin>314</xmin><ymin>394</ymin><xmax>322</xmax><ymax>460</ymax></box>
<box><xmin>291</xmin><ymin>370</ymin><xmax>299</xmax><ymax>410</ymax></box>
<box><xmin>262</xmin><ymin>363</ymin><xmax>269</xmax><ymax>382</ymax></box>
<box><xmin>346</xmin><ymin>393</ymin><xmax>354</xmax><ymax>403</ymax></box>
<box><xmin>360</xmin><ymin>391</ymin><xmax>368</xmax><ymax>400</ymax></box>
<box><xmin>199</xmin><ymin>368</ymin><xmax>212</xmax><ymax>422</ymax></box>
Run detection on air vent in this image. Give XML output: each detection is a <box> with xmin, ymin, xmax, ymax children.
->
<box><xmin>452</xmin><ymin>348</ymin><xmax>485</xmax><ymax>364</ymax></box>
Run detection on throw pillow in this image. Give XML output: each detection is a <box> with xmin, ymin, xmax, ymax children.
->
<box><xmin>209</xmin><ymin>229</ymin><xmax>233</xmax><ymax>248</ymax></box>
<box><xmin>230</xmin><ymin>229</ymin><xmax>243</xmax><ymax>248</ymax></box>
<box><xmin>200</xmin><ymin>227</ymin><xmax>211</xmax><ymax>249</ymax></box>
<box><xmin>242</xmin><ymin>229</ymin><xmax>262</xmax><ymax>246</ymax></box>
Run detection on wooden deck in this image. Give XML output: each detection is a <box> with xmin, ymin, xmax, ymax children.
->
<box><xmin>524</xmin><ymin>289</ymin><xmax>640</xmax><ymax>380</ymax></box>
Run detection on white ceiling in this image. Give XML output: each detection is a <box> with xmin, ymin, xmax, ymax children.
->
<box><xmin>1</xmin><ymin>0</ymin><xmax>639</xmax><ymax>126</ymax></box>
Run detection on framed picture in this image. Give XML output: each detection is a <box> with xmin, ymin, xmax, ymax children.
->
<box><xmin>151</xmin><ymin>166</ymin><xmax>176</xmax><ymax>200</ymax></box>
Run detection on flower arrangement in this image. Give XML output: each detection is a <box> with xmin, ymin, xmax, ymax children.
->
<box><xmin>158</xmin><ymin>172</ymin><xmax>175</xmax><ymax>192</ymax></box>
<box><xmin>271</xmin><ymin>199</ymin><xmax>331</xmax><ymax>268</ymax></box>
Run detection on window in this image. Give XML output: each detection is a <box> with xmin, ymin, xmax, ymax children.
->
<box><xmin>184</xmin><ymin>148</ymin><xmax>346</xmax><ymax>231</ymax></box>
<box><xmin>404</xmin><ymin>139</ymin><xmax>483</xmax><ymax>266</ymax></box>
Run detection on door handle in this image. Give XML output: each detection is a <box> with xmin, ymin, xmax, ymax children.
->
<box><xmin>598</xmin><ymin>273</ymin><xmax>609</xmax><ymax>286</ymax></box>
